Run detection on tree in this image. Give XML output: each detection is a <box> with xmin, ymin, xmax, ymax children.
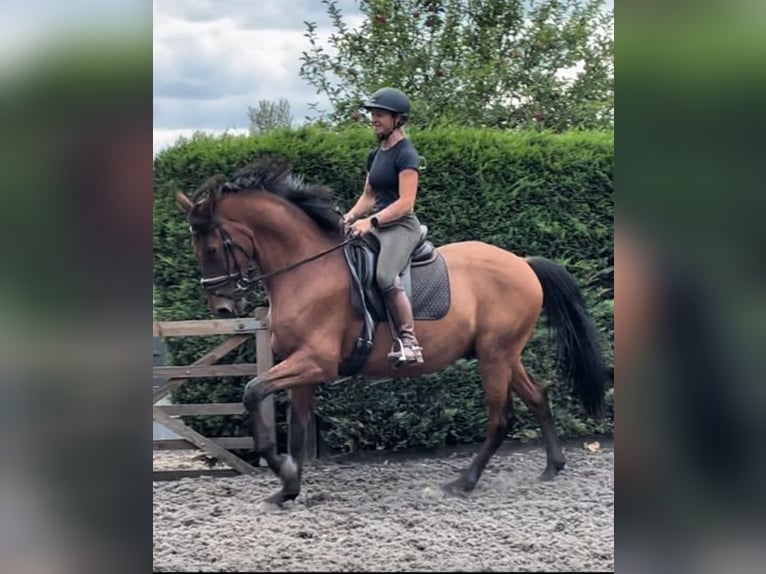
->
<box><xmin>247</xmin><ymin>98</ymin><xmax>293</xmax><ymax>134</ymax></box>
<box><xmin>299</xmin><ymin>0</ymin><xmax>613</xmax><ymax>131</ymax></box>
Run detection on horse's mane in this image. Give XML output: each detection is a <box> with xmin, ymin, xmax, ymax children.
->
<box><xmin>189</xmin><ymin>155</ymin><xmax>343</xmax><ymax>236</ymax></box>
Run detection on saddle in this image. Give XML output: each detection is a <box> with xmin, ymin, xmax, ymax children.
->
<box><xmin>339</xmin><ymin>224</ymin><xmax>451</xmax><ymax>376</ymax></box>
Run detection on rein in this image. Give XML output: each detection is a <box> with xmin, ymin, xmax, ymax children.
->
<box><xmin>244</xmin><ymin>236</ymin><xmax>354</xmax><ymax>283</ymax></box>
<box><xmin>199</xmin><ymin>221</ymin><xmax>354</xmax><ymax>294</ymax></box>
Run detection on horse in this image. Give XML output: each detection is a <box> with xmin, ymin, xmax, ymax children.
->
<box><xmin>174</xmin><ymin>156</ymin><xmax>609</xmax><ymax>506</ymax></box>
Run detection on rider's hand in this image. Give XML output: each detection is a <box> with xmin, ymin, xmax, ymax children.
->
<box><xmin>350</xmin><ymin>217</ymin><xmax>373</xmax><ymax>237</ymax></box>
<box><xmin>342</xmin><ymin>212</ymin><xmax>356</xmax><ymax>226</ymax></box>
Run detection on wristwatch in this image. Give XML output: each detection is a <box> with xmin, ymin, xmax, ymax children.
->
<box><xmin>370</xmin><ymin>216</ymin><xmax>380</xmax><ymax>228</ymax></box>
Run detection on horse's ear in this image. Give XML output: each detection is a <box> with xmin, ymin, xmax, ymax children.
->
<box><xmin>200</xmin><ymin>192</ymin><xmax>217</xmax><ymax>220</ymax></box>
<box><xmin>175</xmin><ymin>191</ymin><xmax>194</xmax><ymax>214</ymax></box>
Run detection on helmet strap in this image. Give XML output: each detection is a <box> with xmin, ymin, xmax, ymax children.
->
<box><xmin>376</xmin><ymin>112</ymin><xmax>398</xmax><ymax>142</ymax></box>
<box><xmin>377</xmin><ymin>127</ymin><xmax>394</xmax><ymax>142</ymax></box>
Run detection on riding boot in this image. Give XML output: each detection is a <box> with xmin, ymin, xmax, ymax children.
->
<box><xmin>383</xmin><ymin>278</ymin><xmax>424</xmax><ymax>367</ymax></box>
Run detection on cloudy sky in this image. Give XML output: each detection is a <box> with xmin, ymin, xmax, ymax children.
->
<box><xmin>154</xmin><ymin>0</ymin><xmax>613</xmax><ymax>157</ymax></box>
<box><xmin>153</xmin><ymin>0</ymin><xmax>365</xmax><ymax>156</ymax></box>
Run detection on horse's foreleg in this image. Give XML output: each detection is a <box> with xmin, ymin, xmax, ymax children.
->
<box><xmin>512</xmin><ymin>361</ymin><xmax>566</xmax><ymax>480</ymax></box>
<box><xmin>287</xmin><ymin>384</ymin><xmax>316</xmax><ymax>486</ymax></box>
<box><xmin>444</xmin><ymin>358</ymin><xmax>514</xmax><ymax>495</ymax></box>
<box><xmin>242</xmin><ymin>354</ymin><xmax>327</xmax><ymax>506</ymax></box>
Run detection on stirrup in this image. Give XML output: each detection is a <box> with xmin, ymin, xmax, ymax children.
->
<box><xmin>387</xmin><ymin>337</ymin><xmax>424</xmax><ymax>368</ymax></box>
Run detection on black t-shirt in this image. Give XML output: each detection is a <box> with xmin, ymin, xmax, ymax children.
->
<box><xmin>366</xmin><ymin>138</ymin><xmax>421</xmax><ymax>213</ymax></box>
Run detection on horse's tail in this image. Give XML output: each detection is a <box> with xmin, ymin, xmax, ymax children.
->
<box><xmin>526</xmin><ymin>256</ymin><xmax>608</xmax><ymax>418</ymax></box>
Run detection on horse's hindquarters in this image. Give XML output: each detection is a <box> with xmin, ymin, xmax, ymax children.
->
<box><xmin>359</xmin><ymin>241</ymin><xmax>543</xmax><ymax>377</ymax></box>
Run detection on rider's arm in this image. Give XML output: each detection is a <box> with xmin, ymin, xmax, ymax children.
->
<box><xmin>344</xmin><ymin>175</ymin><xmax>375</xmax><ymax>223</ymax></box>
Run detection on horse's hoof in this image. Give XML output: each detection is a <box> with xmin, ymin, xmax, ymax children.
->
<box><xmin>263</xmin><ymin>490</ymin><xmax>299</xmax><ymax>508</ymax></box>
<box><xmin>441</xmin><ymin>478</ymin><xmax>473</xmax><ymax>497</ymax></box>
<box><xmin>263</xmin><ymin>491</ymin><xmax>286</xmax><ymax>507</ymax></box>
<box><xmin>259</xmin><ymin>496</ymin><xmax>284</xmax><ymax>512</ymax></box>
<box><xmin>278</xmin><ymin>458</ymin><xmax>302</xmax><ymax>501</ymax></box>
<box><xmin>539</xmin><ymin>462</ymin><xmax>565</xmax><ymax>481</ymax></box>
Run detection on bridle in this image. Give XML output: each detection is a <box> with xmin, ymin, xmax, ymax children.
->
<box><xmin>197</xmin><ymin>220</ymin><xmax>354</xmax><ymax>296</ymax></box>
<box><xmin>196</xmin><ymin>223</ymin><xmax>258</xmax><ymax>296</ymax></box>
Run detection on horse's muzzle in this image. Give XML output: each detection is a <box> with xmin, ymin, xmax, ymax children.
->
<box><xmin>209</xmin><ymin>293</ymin><xmax>248</xmax><ymax>318</ymax></box>
<box><xmin>210</xmin><ymin>294</ymin><xmax>235</xmax><ymax>318</ymax></box>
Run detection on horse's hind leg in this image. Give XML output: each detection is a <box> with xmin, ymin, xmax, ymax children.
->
<box><xmin>443</xmin><ymin>356</ymin><xmax>514</xmax><ymax>495</ymax></box>
<box><xmin>512</xmin><ymin>361</ymin><xmax>566</xmax><ymax>480</ymax></box>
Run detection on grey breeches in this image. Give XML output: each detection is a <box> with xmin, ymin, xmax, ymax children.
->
<box><xmin>370</xmin><ymin>213</ymin><xmax>423</xmax><ymax>291</ymax></box>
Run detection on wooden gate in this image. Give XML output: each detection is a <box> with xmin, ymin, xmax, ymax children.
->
<box><xmin>152</xmin><ymin>307</ymin><xmax>316</xmax><ymax>480</ymax></box>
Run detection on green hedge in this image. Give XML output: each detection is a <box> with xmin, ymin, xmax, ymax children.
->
<box><xmin>153</xmin><ymin>125</ymin><xmax>613</xmax><ymax>452</ymax></box>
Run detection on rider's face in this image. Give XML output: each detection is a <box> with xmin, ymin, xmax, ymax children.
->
<box><xmin>370</xmin><ymin>109</ymin><xmax>395</xmax><ymax>139</ymax></box>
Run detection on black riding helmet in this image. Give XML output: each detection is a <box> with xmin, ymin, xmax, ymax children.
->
<box><xmin>362</xmin><ymin>87</ymin><xmax>410</xmax><ymax>119</ymax></box>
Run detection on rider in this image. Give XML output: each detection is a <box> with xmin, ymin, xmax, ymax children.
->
<box><xmin>343</xmin><ymin>87</ymin><xmax>425</xmax><ymax>367</ymax></box>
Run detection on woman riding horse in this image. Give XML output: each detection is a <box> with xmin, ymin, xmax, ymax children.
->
<box><xmin>343</xmin><ymin>87</ymin><xmax>425</xmax><ymax>367</ymax></box>
<box><xmin>175</xmin><ymin>148</ymin><xmax>609</xmax><ymax>507</ymax></box>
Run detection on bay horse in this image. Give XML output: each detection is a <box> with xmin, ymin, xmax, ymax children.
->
<box><xmin>174</xmin><ymin>157</ymin><xmax>608</xmax><ymax>506</ymax></box>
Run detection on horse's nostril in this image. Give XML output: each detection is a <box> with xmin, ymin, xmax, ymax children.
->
<box><xmin>215</xmin><ymin>306</ymin><xmax>234</xmax><ymax>318</ymax></box>
<box><xmin>210</xmin><ymin>293</ymin><xmax>236</xmax><ymax>318</ymax></box>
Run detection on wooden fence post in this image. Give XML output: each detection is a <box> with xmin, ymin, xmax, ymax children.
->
<box><xmin>253</xmin><ymin>307</ymin><xmax>275</xmax><ymax>466</ymax></box>
<box><xmin>152</xmin><ymin>317</ymin><xmax>268</xmax><ymax>480</ymax></box>
<box><xmin>152</xmin><ymin>310</ymin><xmax>320</xmax><ymax>480</ymax></box>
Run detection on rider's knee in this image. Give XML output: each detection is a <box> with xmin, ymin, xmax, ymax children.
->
<box><xmin>377</xmin><ymin>273</ymin><xmax>395</xmax><ymax>293</ymax></box>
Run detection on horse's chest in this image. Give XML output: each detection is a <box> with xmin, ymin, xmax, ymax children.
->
<box><xmin>268</xmin><ymin>316</ymin><xmax>302</xmax><ymax>357</ymax></box>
